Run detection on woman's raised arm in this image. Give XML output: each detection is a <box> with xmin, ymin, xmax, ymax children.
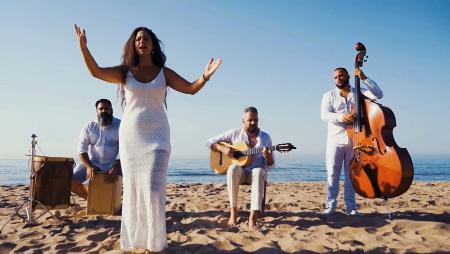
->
<box><xmin>75</xmin><ymin>24</ymin><xmax>123</xmax><ymax>84</ymax></box>
<box><xmin>165</xmin><ymin>58</ymin><xmax>221</xmax><ymax>95</ymax></box>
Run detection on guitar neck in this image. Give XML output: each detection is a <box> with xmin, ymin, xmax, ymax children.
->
<box><xmin>242</xmin><ymin>146</ymin><xmax>275</xmax><ymax>156</ymax></box>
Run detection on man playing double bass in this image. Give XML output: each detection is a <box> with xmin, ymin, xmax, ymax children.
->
<box><xmin>320</xmin><ymin>67</ymin><xmax>383</xmax><ymax>215</ymax></box>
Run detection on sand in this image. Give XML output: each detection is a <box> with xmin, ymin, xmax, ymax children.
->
<box><xmin>0</xmin><ymin>182</ymin><xmax>449</xmax><ymax>253</ymax></box>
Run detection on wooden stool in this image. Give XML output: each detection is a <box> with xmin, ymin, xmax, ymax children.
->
<box><xmin>87</xmin><ymin>171</ymin><xmax>122</xmax><ymax>215</ymax></box>
<box><xmin>242</xmin><ymin>180</ymin><xmax>267</xmax><ymax>213</ymax></box>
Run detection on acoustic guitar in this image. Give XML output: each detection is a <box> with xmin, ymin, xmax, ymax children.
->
<box><xmin>210</xmin><ymin>142</ymin><xmax>296</xmax><ymax>175</ymax></box>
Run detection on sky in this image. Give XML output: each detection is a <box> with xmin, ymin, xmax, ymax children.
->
<box><xmin>0</xmin><ymin>0</ymin><xmax>449</xmax><ymax>160</ymax></box>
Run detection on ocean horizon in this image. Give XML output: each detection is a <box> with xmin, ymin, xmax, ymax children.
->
<box><xmin>1</xmin><ymin>155</ymin><xmax>449</xmax><ymax>186</ymax></box>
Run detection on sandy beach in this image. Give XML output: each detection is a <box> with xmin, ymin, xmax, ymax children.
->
<box><xmin>0</xmin><ymin>182</ymin><xmax>449</xmax><ymax>253</ymax></box>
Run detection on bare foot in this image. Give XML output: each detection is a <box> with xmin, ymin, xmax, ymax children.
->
<box><xmin>228</xmin><ymin>207</ymin><xmax>238</xmax><ymax>227</ymax></box>
<box><xmin>228</xmin><ymin>213</ymin><xmax>237</xmax><ymax>227</ymax></box>
<box><xmin>248</xmin><ymin>210</ymin><xmax>260</xmax><ymax>230</ymax></box>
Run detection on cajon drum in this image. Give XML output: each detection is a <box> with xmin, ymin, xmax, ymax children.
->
<box><xmin>87</xmin><ymin>171</ymin><xmax>122</xmax><ymax>215</ymax></box>
<box><xmin>33</xmin><ymin>156</ymin><xmax>74</xmax><ymax>209</ymax></box>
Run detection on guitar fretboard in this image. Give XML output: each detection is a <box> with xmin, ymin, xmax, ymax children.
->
<box><xmin>242</xmin><ymin>146</ymin><xmax>276</xmax><ymax>156</ymax></box>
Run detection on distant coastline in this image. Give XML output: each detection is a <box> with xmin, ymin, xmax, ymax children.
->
<box><xmin>1</xmin><ymin>155</ymin><xmax>449</xmax><ymax>186</ymax></box>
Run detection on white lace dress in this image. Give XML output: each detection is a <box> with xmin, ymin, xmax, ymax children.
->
<box><xmin>119</xmin><ymin>68</ymin><xmax>171</xmax><ymax>251</ymax></box>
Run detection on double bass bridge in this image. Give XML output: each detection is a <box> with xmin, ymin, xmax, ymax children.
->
<box><xmin>353</xmin><ymin>145</ymin><xmax>376</xmax><ymax>154</ymax></box>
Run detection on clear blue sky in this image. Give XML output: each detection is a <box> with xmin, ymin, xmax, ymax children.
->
<box><xmin>1</xmin><ymin>1</ymin><xmax>449</xmax><ymax>160</ymax></box>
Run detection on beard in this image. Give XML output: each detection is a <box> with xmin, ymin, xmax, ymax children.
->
<box><xmin>247</xmin><ymin>124</ymin><xmax>258</xmax><ymax>134</ymax></box>
<box><xmin>98</xmin><ymin>112</ymin><xmax>113</xmax><ymax>126</ymax></box>
<box><xmin>336</xmin><ymin>77</ymin><xmax>350</xmax><ymax>89</ymax></box>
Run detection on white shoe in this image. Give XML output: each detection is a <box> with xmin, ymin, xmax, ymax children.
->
<box><xmin>322</xmin><ymin>207</ymin><xmax>336</xmax><ymax>215</ymax></box>
<box><xmin>346</xmin><ymin>209</ymin><xmax>359</xmax><ymax>215</ymax></box>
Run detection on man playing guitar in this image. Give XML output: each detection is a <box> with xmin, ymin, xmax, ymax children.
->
<box><xmin>206</xmin><ymin>106</ymin><xmax>275</xmax><ymax>229</ymax></box>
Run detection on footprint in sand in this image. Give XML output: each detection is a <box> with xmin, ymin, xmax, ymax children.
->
<box><xmin>341</xmin><ymin>240</ymin><xmax>365</xmax><ymax>247</ymax></box>
<box><xmin>87</xmin><ymin>231</ymin><xmax>109</xmax><ymax>241</ymax></box>
<box><xmin>0</xmin><ymin>242</ymin><xmax>17</xmax><ymax>254</ymax></box>
<box><xmin>55</xmin><ymin>242</ymin><xmax>77</xmax><ymax>250</ymax></box>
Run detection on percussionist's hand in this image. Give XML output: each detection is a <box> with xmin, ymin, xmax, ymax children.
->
<box><xmin>105</xmin><ymin>167</ymin><xmax>119</xmax><ymax>183</ymax></box>
<box><xmin>86</xmin><ymin>166</ymin><xmax>99</xmax><ymax>181</ymax></box>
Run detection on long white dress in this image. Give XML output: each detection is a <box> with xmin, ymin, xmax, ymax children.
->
<box><xmin>119</xmin><ymin>68</ymin><xmax>171</xmax><ymax>251</ymax></box>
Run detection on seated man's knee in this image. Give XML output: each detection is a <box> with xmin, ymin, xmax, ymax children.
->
<box><xmin>72</xmin><ymin>164</ymin><xmax>87</xmax><ymax>183</ymax></box>
<box><xmin>227</xmin><ymin>164</ymin><xmax>240</xmax><ymax>176</ymax></box>
<box><xmin>252</xmin><ymin>167</ymin><xmax>265</xmax><ymax>179</ymax></box>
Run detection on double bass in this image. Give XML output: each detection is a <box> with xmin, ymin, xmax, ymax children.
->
<box><xmin>348</xmin><ymin>42</ymin><xmax>414</xmax><ymax>199</ymax></box>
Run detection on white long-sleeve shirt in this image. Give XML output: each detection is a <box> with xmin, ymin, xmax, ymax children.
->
<box><xmin>77</xmin><ymin>117</ymin><xmax>120</xmax><ymax>170</ymax></box>
<box><xmin>206</xmin><ymin>128</ymin><xmax>276</xmax><ymax>172</ymax></box>
<box><xmin>321</xmin><ymin>77</ymin><xmax>383</xmax><ymax>145</ymax></box>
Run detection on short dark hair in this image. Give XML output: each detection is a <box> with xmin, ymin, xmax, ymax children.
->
<box><xmin>244</xmin><ymin>106</ymin><xmax>258</xmax><ymax>114</ymax></box>
<box><xmin>334</xmin><ymin>67</ymin><xmax>349</xmax><ymax>75</ymax></box>
<box><xmin>95</xmin><ymin>99</ymin><xmax>112</xmax><ymax>108</ymax></box>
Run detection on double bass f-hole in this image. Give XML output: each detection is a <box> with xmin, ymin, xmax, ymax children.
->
<box><xmin>372</xmin><ymin>137</ymin><xmax>387</xmax><ymax>155</ymax></box>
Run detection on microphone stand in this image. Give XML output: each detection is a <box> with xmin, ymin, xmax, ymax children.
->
<box><xmin>0</xmin><ymin>134</ymin><xmax>59</xmax><ymax>234</ymax></box>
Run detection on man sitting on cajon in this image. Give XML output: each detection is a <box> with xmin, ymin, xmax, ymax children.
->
<box><xmin>71</xmin><ymin>99</ymin><xmax>121</xmax><ymax>199</ymax></box>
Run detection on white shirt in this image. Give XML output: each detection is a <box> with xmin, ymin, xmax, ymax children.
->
<box><xmin>206</xmin><ymin>127</ymin><xmax>276</xmax><ymax>171</ymax></box>
<box><xmin>78</xmin><ymin>117</ymin><xmax>121</xmax><ymax>171</ymax></box>
<box><xmin>321</xmin><ymin>77</ymin><xmax>383</xmax><ymax>145</ymax></box>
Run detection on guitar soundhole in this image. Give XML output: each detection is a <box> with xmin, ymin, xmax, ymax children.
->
<box><xmin>233</xmin><ymin>151</ymin><xmax>244</xmax><ymax>159</ymax></box>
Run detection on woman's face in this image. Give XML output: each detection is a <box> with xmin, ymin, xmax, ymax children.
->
<box><xmin>134</xmin><ymin>30</ymin><xmax>153</xmax><ymax>56</ymax></box>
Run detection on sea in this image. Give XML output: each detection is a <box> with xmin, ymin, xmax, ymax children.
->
<box><xmin>1</xmin><ymin>155</ymin><xmax>449</xmax><ymax>186</ymax></box>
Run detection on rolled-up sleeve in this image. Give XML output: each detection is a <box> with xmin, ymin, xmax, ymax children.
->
<box><xmin>362</xmin><ymin>77</ymin><xmax>383</xmax><ymax>100</ymax></box>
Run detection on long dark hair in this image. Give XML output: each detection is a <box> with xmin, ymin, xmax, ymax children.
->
<box><xmin>118</xmin><ymin>27</ymin><xmax>166</xmax><ymax>108</ymax></box>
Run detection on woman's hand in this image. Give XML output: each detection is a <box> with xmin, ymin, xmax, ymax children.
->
<box><xmin>73</xmin><ymin>24</ymin><xmax>123</xmax><ymax>83</ymax></box>
<box><xmin>165</xmin><ymin>58</ymin><xmax>222</xmax><ymax>94</ymax></box>
<box><xmin>74</xmin><ymin>24</ymin><xmax>87</xmax><ymax>49</ymax></box>
<box><xmin>203</xmin><ymin>58</ymin><xmax>222</xmax><ymax>80</ymax></box>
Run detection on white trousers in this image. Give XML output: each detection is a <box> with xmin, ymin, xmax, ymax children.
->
<box><xmin>325</xmin><ymin>144</ymin><xmax>356</xmax><ymax>211</ymax></box>
<box><xmin>227</xmin><ymin>164</ymin><xmax>267</xmax><ymax>211</ymax></box>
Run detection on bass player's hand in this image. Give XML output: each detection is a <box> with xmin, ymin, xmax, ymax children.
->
<box><xmin>343</xmin><ymin>112</ymin><xmax>355</xmax><ymax>124</ymax></box>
